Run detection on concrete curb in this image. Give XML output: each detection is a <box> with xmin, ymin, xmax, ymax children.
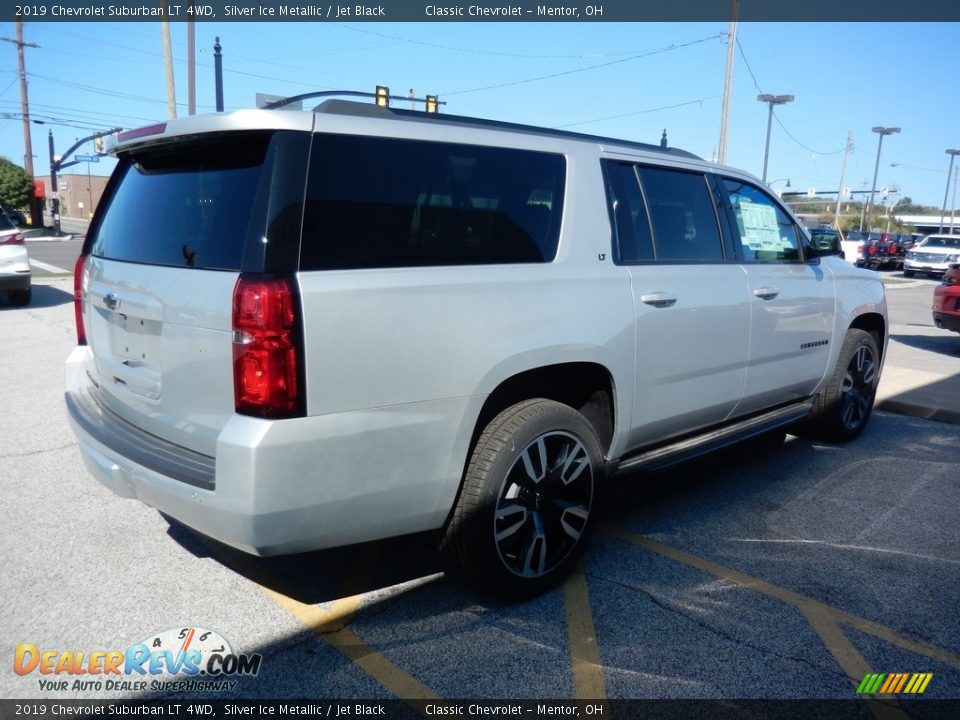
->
<box><xmin>876</xmin><ymin>364</ymin><xmax>960</xmax><ymax>426</ymax></box>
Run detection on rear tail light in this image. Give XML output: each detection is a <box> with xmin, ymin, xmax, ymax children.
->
<box><xmin>74</xmin><ymin>254</ymin><xmax>88</xmax><ymax>345</ymax></box>
<box><xmin>232</xmin><ymin>275</ymin><xmax>304</xmax><ymax>419</ymax></box>
<box><xmin>868</xmin><ymin>244</ymin><xmax>878</xmax><ymax>255</ymax></box>
<box><xmin>887</xmin><ymin>242</ymin><xmax>897</xmax><ymax>255</ymax></box>
<box><xmin>857</xmin><ymin>244</ymin><xmax>864</xmax><ymax>253</ymax></box>
<box><xmin>2</xmin><ymin>232</ymin><xmax>23</xmax><ymax>245</ymax></box>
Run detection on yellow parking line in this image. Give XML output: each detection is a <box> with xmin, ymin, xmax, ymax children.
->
<box><xmin>261</xmin><ymin>585</ymin><xmax>442</xmax><ymax>704</ymax></box>
<box><xmin>601</xmin><ymin>526</ymin><xmax>960</xmax><ymax>673</ymax></box>
<box><xmin>564</xmin><ymin>567</ymin><xmax>607</xmax><ymax>701</ymax></box>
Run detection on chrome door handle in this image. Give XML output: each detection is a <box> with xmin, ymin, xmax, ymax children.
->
<box><xmin>753</xmin><ymin>287</ymin><xmax>780</xmax><ymax>300</ymax></box>
<box><xmin>103</xmin><ymin>293</ymin><xmax>121</xmax><ymax>310</ymax></box>
<box><xmin>640</xmin><ymin>292</ymin><xmax>677</xmax><ymax>308</ymax></box>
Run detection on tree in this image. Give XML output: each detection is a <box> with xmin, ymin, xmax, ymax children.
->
<box><xmin>894</xmin><ymin>196</ymin><xmax>941</xmax><ymax>215</ymax></box>
<box><xmin>0</xmin><ymin>157</ymin><xmax>33</xmax><ymax>210</ymax></box>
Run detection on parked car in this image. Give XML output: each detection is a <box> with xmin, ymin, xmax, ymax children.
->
<box><xmin>933</xmin><ymin>263</ymin><xmax>960</xmax><ymax>333</ymax></box>
<box><xmin>64</xmin><ymin>95</ymin><xmax>888</xmax><ymax>597</ymax></box>
<box><xmin>0</xmin><ymin>209</ymin><xmax>31</xmax><ymax>306</ymax></box>
<box><xmin>4</xmin><ymin>208</ymin><xmax>28</xmax><ymax>226</ymax></box>
<box><xmin>854</xmin><ymin>232</ymin><xmax>884</xmax><ymax>269</ymax></box>
<box><xmin>884</xmin><ymin>233</ymin><xmax>914</xmax><ymax>270</ymax></box>
<box><xmin>904</xmin><ymin>234</ymin><xmax>960</xmax><ymax>277</ymax></box>
<box><xmin>809</xmin><ymin>228</ymin><xmax>845</xmax><ymax>259</ymax></box>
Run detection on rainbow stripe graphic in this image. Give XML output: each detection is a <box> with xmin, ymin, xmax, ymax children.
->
<box><xmin>856</xmin><ymin>673</ymin><xmax>933</xmax><ymax>695</ymax></box>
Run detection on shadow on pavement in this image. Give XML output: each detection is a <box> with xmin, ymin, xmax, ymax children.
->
<box><xmin>0</xmin><ymin>282</ymin><xmax>73</xmax><ymax>310</ymax></box>
<box><xmin>889</xmin><ymin>332</ymin><xmax>960</xmax><ymax>358</ymax></box>
<box><xmin>163</xmin><ymin>516</ymin><xmax>445</xmax><ymax>605</ymax></box>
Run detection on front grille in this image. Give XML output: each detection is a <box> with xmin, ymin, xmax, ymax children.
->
<box><xmin>908</xmin><ymin>252</ymin><xmax>950</xmax><ymax>264</ymax></box>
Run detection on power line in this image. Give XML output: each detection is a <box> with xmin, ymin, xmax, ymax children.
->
<box><xmin>443</xmin><ymin>33</ymin><xmax>723</xmax><ymax>96</ymax></box>
<box><xmin>555</xmin><ymin>96</ymin><xmax>721</xmax><ymax>129</ymax></box>
<box><xmin>735</xmin><ymin>36</ymin><xmax>846</xmax><ymax>157</ymax></box>
<box><xmin>333</xmin><ymin>23</ymin><xmax>690</xmax><ymax>61</ymax></box>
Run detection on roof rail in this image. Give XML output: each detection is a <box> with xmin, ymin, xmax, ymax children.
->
<box><xmin>311</xmin><ymin>99</ymin><xmax>701</xmax><ymax>161</ymax></box>
<box><xmin>261</xmin><ymin>88</ymin><xmax>445</xmax><ymax>112</ymax></box>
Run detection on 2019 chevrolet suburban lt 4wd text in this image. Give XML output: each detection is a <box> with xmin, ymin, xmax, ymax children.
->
<box><xmin>65</xmin><ymin>97</ymin><xmax>888</xmax><ymax>598</ymax></box>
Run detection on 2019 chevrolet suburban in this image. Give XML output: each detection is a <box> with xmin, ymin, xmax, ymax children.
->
<box><xmin>65</xmin><ymin>96</ymin><xmax>887</xmax><ymax>597</ymax></box>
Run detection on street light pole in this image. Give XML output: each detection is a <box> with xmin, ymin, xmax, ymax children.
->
<box><xmin>863</xmin><ymin>126</ymin><xmax>900</xmax><ymax>232</ymax></box>
<box><xmin>939</xmin><ymin>149</ymin><xmax>959</xmax><ymax>234</ymax></box>
<box><xmin>757</xmin><ymin>93</ymin><xmax>794</xmax><ymax>183</ymax></box>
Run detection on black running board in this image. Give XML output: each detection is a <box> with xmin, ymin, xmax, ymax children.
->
<box><xmin>612</xmin><ymin>400</ymin><xmax>814</xmax><ymax>475</ymax></box>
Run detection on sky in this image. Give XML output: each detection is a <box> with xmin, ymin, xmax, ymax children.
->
<box><xmin>2</xmin><ymin>20</ymin><xmax>959</xmax><ymax>210</ymax></box>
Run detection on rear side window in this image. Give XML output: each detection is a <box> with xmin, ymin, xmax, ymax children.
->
<box><xmin>603</xmin><ymin>161</ymin><xmax>654</xmax><ymax>263</ymax></box>
<box><xmin>300</xmin><ymin>134</ymin><xmax>566</xmax><ymax>270</ymax></box>
<box><xmin>90</xmin><ymin>134</ymin><xmax>273</xmax><ymax>271</ymax></box>
<box><xmin>638</xmin><ymin>167</ymin><xmax>724</xmax><ymax>261</ymax></box>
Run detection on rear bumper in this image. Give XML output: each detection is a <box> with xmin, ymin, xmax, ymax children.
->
<box><xmin>933</xmin><ymin>311</ymin><xmax>960</xmax><ymax>333</ymax></box>
<box><xmin>0</xmin><ymin>271</ymin><xmax>31</xmax><ymax>292</ymax></box>
<box><xmin>64</xmin><ymin>346</ymin><xmax>476</xmax><ymax>556</ymax></box>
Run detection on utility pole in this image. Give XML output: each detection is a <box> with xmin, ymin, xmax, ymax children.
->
<box><xmin>187</xmin><ymin>2</ymin><xmax>196</xmax><ymax>115</ymax></box>
<box><xmin>1</xmin><ymin>22</ymin><xmax>41</xmax><ymax>225</ymax></box>
<box><xmin>833</xmin><ymin>131</ymin><xmax>853</xmax><ymax>233</ymax></box>
<box><xmin>716</xmin><ymin>0</ymin><xmax>739</xmax><ymax>165</ymax></box>
<box><xmin>48</xmin><ymin>130</ymin><xmax>61</xmax><ymax>234</ymax></box>
<box><xmin>214</xmin><ymin>37</ymin><xmax>224</xmax><ymax>111</ymax></box>
<box><xmin>160</xmin><ymin>2</ymin><xmax>177</xmax><ymax>118</ymax></box>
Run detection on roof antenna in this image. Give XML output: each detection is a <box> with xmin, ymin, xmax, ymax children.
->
<box><xmin>660</xmin><ymin>129</ymin><xmax>668</xmax><ymax>149</ymax></box>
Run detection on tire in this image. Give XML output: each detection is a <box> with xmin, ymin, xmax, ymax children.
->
<box><xmin>8</xmin><ymin>287</ymin><xmax>31</xmax><ymax>306</ymax></box>
<box><xmin>902</xmin><ymin>270</ymin><xmax>914</xmax><ymax>278</ymax></box>
<box><xmin>806</xmin><ymin>329</ymin><xmax>880</xmax><ymax>443</ymax></box>
<box><xmin>441</xmin><ymin>399</ymin><xmax>604</xmax><ymax>599</ymax></box>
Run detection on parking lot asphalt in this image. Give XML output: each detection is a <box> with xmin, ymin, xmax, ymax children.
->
<box><xmin>1</xmin><ymin>279</ymin><xmax>958</xmax><ymax>711</ymax></box>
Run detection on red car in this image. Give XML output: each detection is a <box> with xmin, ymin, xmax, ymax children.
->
<box><xmin>933</xmin><ymin>262</ymin><xmax>960</xmax><ymax>334</ymax></box>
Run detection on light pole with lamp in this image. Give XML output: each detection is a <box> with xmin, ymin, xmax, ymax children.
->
<box><xmin>758</xmin><ymin>94</ymin><xmax>794</xmax><ymax>183</ymax></box>
<box><xmin>863</xmin><ymin>126</ymin><xmax>900</xmax><ymax>231</ymax></box>
<box><xmin>939</xmin><ymin>149</ymin><xmax>959</xmax><ymax>234</ymax></box>
<box><xmin>768</xmin><ymin>178</ymin><xmax>791</xmax><ymax>197</ymax></box>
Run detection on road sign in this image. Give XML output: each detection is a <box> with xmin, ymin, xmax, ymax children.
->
<box><xmin>75</xmin><ymin>154</ymin><xmax>99</xmax><ymax>162</ymax></box>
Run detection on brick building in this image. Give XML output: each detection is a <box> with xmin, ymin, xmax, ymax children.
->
<box><xmin>41</xmin><ymin>173</ymin><xmax>111</xmax><ymax>219</ymax></box>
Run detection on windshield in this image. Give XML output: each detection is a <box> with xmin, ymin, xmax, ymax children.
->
<box><xmin>919</xmin><ymin>236</ymin><xmax>960</xmax><ymax>249</ymax></box>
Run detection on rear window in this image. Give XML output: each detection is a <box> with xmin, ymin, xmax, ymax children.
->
<box><xmin>0</xmin><ymin>212</ymin><xmax>14</xmax><ymax>231</ymax></box>
<box><xmin>90</xmin><ymin>134</ymin><xmax>273</xmax><ymax>271</ymax></box>
<box><xmin>300</xmin><ymin>134</ymin><xmax>566</xmax><ymax>270</ymax></box>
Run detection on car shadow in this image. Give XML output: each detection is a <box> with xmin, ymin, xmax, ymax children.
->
<box><xmin>0</xmin><ymin>282</ymin><xmax>73</xmax><ymax>310</ymax></box>
<box><xmin>163</xmin><ymin>516</ymin><xmax>446</xmax><ymax>605</ymax></box>
<box><xmin>890</xmin><ymin>332</ymin><xmax>960</xmax><ymax>358</ymax></box>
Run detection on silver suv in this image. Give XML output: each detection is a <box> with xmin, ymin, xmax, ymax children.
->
<box><xmin>65</xmin><ymin>97</ymin><xmax>887</xmax><ymax>597</ymax></box>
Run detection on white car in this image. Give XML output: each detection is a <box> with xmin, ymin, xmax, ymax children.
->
<box><xmin>903</xmin><ymin>234</ymin><xmax>960</xmax><ymax>277</ymax></box>
<box><xmin>0</xmin><ymin>210</ymin><xmax>31</xmax><ymax>306</ymax></box>
<box><xmin>65</xmin><ymin>96</ymin><xmax>887</xmax><ymax>597</ymax></box>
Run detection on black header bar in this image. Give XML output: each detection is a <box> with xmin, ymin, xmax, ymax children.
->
<box><xmin>4</xmin><ymin>0</ymin><xmax>960</xmax><ymax>22</ymax></box>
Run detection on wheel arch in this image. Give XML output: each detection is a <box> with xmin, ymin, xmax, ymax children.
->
<box><xmin>849</xmin><ymin>311</ymin><xmax>887</xmax><ymax>363</ymax></box>
<box><xmin>469</xmin><ymin>362</ymin><xmax>616</xmax><ymax>458</ymax></box>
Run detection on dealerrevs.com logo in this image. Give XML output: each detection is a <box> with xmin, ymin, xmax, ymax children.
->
<box><xmin>14</xmin><ymin>627</ymin><xmax>262</xmax><ymax>693</ymax></box>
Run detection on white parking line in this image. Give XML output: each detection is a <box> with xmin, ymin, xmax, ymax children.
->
<box><xmin>30</xmin><ymin>259</ymin><xmax>70</xmax><ymax>274</ymax></box>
